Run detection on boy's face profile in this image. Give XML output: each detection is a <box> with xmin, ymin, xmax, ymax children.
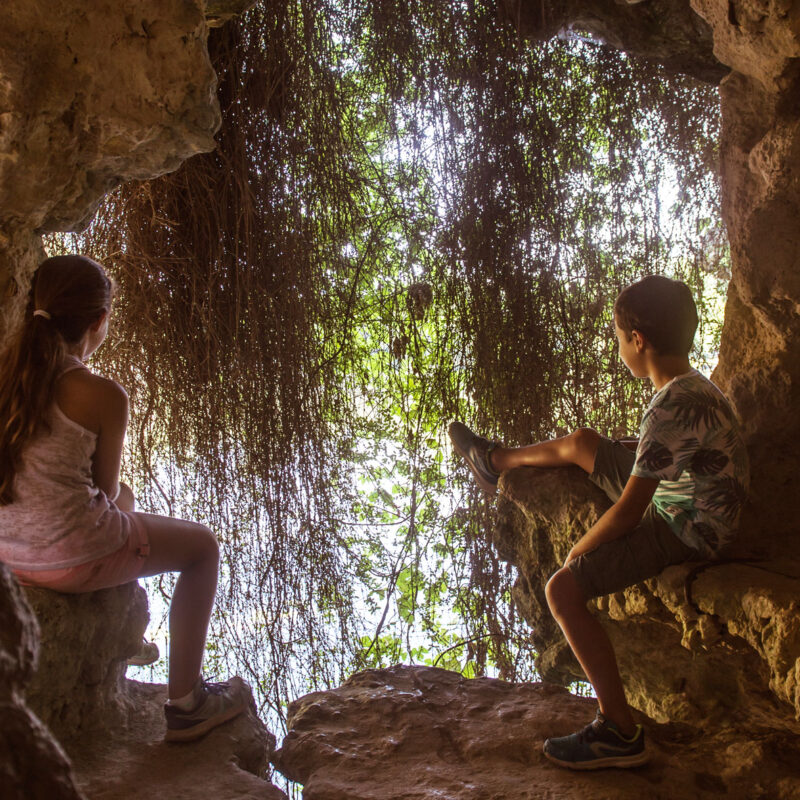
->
<box><xmin>614</xmin><ymin>316</ymin><xmax>648</xmax><ymax>379</ymax></box>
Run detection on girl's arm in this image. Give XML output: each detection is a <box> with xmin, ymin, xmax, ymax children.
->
<box><xmin>91</xmin><ymin>377</ymin><xmax>129</xmax><ymax>502</ymax></box>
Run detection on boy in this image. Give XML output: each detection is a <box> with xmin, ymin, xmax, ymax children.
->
<box><xmin>449</xmin><ymin>275</ymin><xmax>748</xmax><ymax>770</ymax></box>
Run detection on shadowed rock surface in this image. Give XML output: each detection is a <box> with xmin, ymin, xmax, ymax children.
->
<box><xmin>0</xmin><ymin>565</ymin><xmax>84</xmax><ymax>800</ymax></box>
<box><xmin>275</xmin><ymin>664</ymin><xmax>800</xmax><ymax>799</ymax></box>
<box><xmin>23</xmin><ymin>583</ymin><xmax>148</xmax><ymax>741</ymax></box>
<box><xmin>71</xmin><ymin>681</ymin><xmax>287</xmax><ymax>800</ymax></box>
<box><xmin>500</xmin><ymin>0</ymin><xmax>727</xmax><ymax>83</ymax></box>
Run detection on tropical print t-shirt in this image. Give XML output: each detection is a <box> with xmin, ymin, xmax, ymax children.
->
<box><xmin>631</xmin><ymin>369</ymin><xmax>749</xmax><ymax>557</ymax></box>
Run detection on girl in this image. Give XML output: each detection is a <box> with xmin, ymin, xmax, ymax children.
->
<box><xmin>0</xmin><ymin>254</ymin><xmax>246</xmax><ymax>742</ymax></box>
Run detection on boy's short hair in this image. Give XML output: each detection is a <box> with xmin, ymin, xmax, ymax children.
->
<box><xmin>614</xmin><ymin>275</ymin><xmax>698</xmax><ymax>356</ymax></box>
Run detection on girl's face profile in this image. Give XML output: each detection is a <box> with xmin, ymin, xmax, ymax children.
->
<box><xmin>83</xmin><ymin>305</ymin><xmax>111</xmax><ymax>359</ymax></box>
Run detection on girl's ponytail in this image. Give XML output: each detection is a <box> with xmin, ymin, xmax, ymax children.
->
<box><xmin>0</xmin><ymin>256</ymin><xmax>112</xmax><ymax>504</ymax></box>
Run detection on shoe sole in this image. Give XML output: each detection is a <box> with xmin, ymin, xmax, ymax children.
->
<box><xmin>448</xmin><ymin>422</ymin><xmax>498</xmax><ymax>495</ymax></box>
<box><xmin>543</xmin><ymin>749</ymin><xmax>650</xmax><ymax>770</ymax></box>
<box><xmin>126</xmin><ymin>656</ymin><xmax>159</xmax><ymax>667</ymax></box>
<box><xmin>164</xmin><ymin>700</ymin><xmax>247</xmax><ymax>743</ymax></box>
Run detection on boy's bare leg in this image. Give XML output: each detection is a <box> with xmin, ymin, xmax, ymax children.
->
<box><xmin>490</xmin><ymin>428</ymin><xmax>600</xmax><ymax>475</ymax></box>
<box><xmin>545</xmin><ymin>566</ymin><xmax>636</xmax><ymax>735</ymax></box>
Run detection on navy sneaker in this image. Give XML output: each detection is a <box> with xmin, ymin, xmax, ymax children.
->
<box><xmin>543</xmin><ymin>710</ymin><xmax>649</xmax><ymax>770</ymax></box>
<box><xmin>448</xmin><ymin>421</ymin><xmax>500</xmax><ymax>494</ymax></box>
<box><xmin>164</xmin><ymin>676</ymin><xmax>249</xmax><ymax>743</ymax></box>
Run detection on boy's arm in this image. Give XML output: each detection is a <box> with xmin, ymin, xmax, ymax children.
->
<box><xmin>565</xmin><ymin>474</ymin><xmax>659</xmax><ymax>563</ymax></box>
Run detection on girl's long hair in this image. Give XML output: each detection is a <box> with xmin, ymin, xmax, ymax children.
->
<box><xmin>0</xmin><ymin>255</ymin><xmax>112</xmax><ymax>504</ymax></box>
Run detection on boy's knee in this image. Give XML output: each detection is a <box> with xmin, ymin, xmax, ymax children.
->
<box><xmin>563</xmin><ymin>427</ymin><xmax>600</xmax><ymax>471</ymax></box>
<box><xmin>570</xmin><ymin>427</ymin><xmax>600</xmax><ymax>454</ymax></box>
<box><xmin>545</xmin><ymin>566</ymin><xmax>583</xmax><ymax>620</ymax></box>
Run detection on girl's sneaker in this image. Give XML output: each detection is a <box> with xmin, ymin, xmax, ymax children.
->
<box><xmin>448</xmin><ymin>422</ymin><xmax>500</xmax><ymax>494</ymax></box>
<box><xmin>164</xmin><ymin>676</ymin><xmax>249</xmax><ymax>743</ymax></box>
<box><xmin>126</xmin><ymin>639</ymin><xmax>160</xmax><ymax>667</ymax></box>
<box><xmin>543</xmin><ymin>710</ymin><xmax>649</xmax><ymax>770</ymax></box>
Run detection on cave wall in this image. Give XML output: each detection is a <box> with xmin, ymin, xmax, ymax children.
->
<box><xmin>494</xmin><ymin>466</ymin><xmax>800</xmax><ymax>727</ymax></box>
<box><xmin>0</xmin><ymin>0</ymin><xmax>222</xmax><ymax>329</ymax></box>
<box><xmin>0</xmin><ymin>565</ymin><xmax>83</xmax><ymax>800</ymax></box>
<box><xmin>692</xmin><ymin>0</ymin><xmax>800</xmax><ymax>560</ymax></box>
<box><xmin>0</xmin><ymin>2</ymin><xmax>253</xmax><ymax>795</ymax></box>
<box><xmin>505</xmin><ymin>0</ymin><xmax>800</xmax><ymax>561</ymax></box>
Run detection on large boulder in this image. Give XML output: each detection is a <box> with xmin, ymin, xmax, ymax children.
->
<box><xmin>22</xmin><ymin>580</ymin><xmax>287</xmax><ymax>798</ymax></box>
<box><xmin>70</xmin><ymin>680</ymin><xmax>287</xmax><ymax>800</ymax></box>
<box><xmin>0</xmin><ymin>564</ymin><xmax>83</xmax><ymax>800</ymax></box>
<box><xmin>22</xmin><ymin>583</ymin><xmax>149</xmax><ymax>741</ymax></box>
<box><xmin>275</xmin><ymin>664</ymin><xmax>800</xmax><ymax>799</ymax></box>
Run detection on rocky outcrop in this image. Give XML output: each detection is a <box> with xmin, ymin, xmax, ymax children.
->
<box><xmin>494</xmin><ymin>465</ymin><xmax>800</xmax><ymax>730</ymax></box>
<box><xmin>71</xmin><ymin>680</ymin><xmax>287</xmax><ymax>800</ymax></box>
<box><xmin>0</xmin><ymin>565</ymin><xmax>83</xmax><ymax>800</ymax></box>
<box><xmin>22</xmin><ymin>583</ymin><xmax>148</xmax><ymax>741</ymax></box>
<box><xmin>501</xmin><ymin>0</ymin><xmax>727</xmax><ymax>83</ymax></box>
<box><xmin>276</xmin><ymin>664</ymin><xmax>800</xmax><ymax>799</ymax></box>
<box><xmin>19</xmin><ymin>581</ymin><xmax>286</xmax><ymax>799</ymax></box>
<box><xmin>0</xmin><ymin>0</ymin><xmax>222</xmax><ymax>315</ymax></box>
<box><xmin>690</xmin><ymin>0</ymin><xmax>800</xmax><ymax>563</ymax></box>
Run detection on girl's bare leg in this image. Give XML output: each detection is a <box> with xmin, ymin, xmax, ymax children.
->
<box><xmin>490</xmin><ymin>427</ymin><xmax>601</xmax><ymax>475</ymax></box>
<box><xmin>116</xmin><ymin>482</ymin><xmax>136</xmax><ymax>512</ymax></box>
<box><xmin>134</xmin><ymin>513</ymin><xmax>220</xmax><ymax>699</ymax></box>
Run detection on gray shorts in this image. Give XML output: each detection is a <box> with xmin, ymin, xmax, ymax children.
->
<box><xmin>567</xmin><ymin>437</ymin><xmax>698</xmax><ymax>600</ymax></box>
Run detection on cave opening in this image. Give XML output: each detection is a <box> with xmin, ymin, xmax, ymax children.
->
<box><xmin>48</xmin><ymin>0</ymin><xmax>727</xmax><ymax>738</ymax></box>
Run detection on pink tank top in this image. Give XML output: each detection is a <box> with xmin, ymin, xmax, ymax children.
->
<box><xmin>0</xmin><ymin>356</ymin><xmax>129</xmax><ymax>570</ymax></box>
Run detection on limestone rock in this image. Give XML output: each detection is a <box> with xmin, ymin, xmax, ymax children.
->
<box><xmin>494</xmin><ymin>465</ymin><xmax>800</xmax><ymax>727</ymax></box>
<box><xmin>0</xmin><ymin>563</ymin><xmax>38</xmax><ymax>689</ymax></box>
<box><xmin>501</xmin><ymin>0</ymin><xmax>727</xmax><ymax>83</ymax></box>
<box><xmin>20</xmin><ymin>579</ymin><xmax>285</xmax><ymax>797</ymax></box>
<box><xmin>692</xmin><ymin>0</ymin><xmax>800</xmax><ymax>90</ymax></box>
<box><xmin>206</xmin><ymin>1</ymin><xmax>259</xmax><ymax>28</ymax></box>
<box><xmin>274</xmin><ymin>664</ymin><xmax>800</xmax><ymax>800</ymax></box>
<box><xmin>692</xmin><ymin>3</ymin><xmax>800</xmax><ymax>564</ymax></box>
<box><xmin>0</xmin><ymin>0</ymin><xmax>220</xmax><ymax>237</ymax></box>
<box><xmin>23</xmin><ymin>582</ymin><xmax>149</xmax><ymax>741</ymax></box>
<box><xmin>0</xmin><ymin>564</ymin><xmax>84</xmax><ymax>800</ymax></box>
<box><xmin>70</xmin><ymin>680</ymin><xmax>287</xmax><ymax>800</ymax></box>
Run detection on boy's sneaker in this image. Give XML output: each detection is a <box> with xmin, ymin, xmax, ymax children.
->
<box><xmin>127</xmin><ymin>639</ymin><xmax>160</xmax><ymax>667</ymax></box>
<box><xmin>448</xmin><ymin>421</ymin><xmax>500</xmax><ymax>494</ymax></box>
<box><xmin>543</xmin><ymin>710</ymin><xmax>649</xmax><ymax>770</ymax></box>
<box><xmin>164</xmin><ymin>676</ymin><xmax>249</xmax><ymax>743</ymax></box>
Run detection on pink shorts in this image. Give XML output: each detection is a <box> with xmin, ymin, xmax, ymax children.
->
<box><xmin>13</xmin><ymin>515</ymin><xmax>150</xmax><ymax>593</ymax></box>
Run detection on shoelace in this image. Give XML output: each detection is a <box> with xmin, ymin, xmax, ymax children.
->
<box><xmin>575</xmin><ymin>720</ymin><xmax>601</xmax><ymax>744</ymax></box>
<box><xmin>199</xmin><ymin>677</ymin><xmax>231</xmax><ymax>695</ymax></box>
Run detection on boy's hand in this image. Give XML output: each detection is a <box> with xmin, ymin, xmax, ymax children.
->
<box><xmin>563</xmin><ymin>475</ymin><xmax>660</xmax><ymax>564</ymax></box>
